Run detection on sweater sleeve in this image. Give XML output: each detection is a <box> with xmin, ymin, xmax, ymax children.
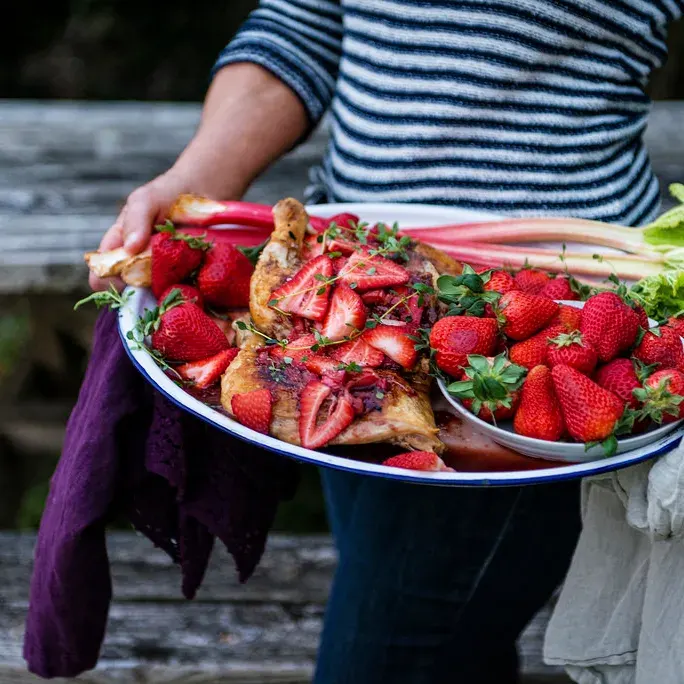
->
<box><xmin>213</xmin><ymin>0</ymin><xmax>343</xmax><ymax>126</ymax></box>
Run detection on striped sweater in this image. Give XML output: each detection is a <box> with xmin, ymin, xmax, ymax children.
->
<box><xmin>214</xmin><ymin>0</ymin><xmax>682</xmax><ymax>225</ymax></box>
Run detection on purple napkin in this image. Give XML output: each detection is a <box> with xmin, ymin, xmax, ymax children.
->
<box><xmin>23</xmin><ymin>309</ymin><xmax>299</xmax><ymax>678</ymax></box>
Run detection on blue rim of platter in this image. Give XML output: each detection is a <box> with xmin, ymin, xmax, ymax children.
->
<box><xmin>116</xmin><ymin>202</ymin><xmax>684</xmax><ymax>487</ymax></box>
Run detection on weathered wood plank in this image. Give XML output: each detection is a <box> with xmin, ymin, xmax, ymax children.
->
<box><xmin>0</xmin><ymin>533</ymin><xmax>569</xmax><ymax>682</ymax></box>
<box><xmin>0</xmin><ymin>100</ymin><xmax>682</xmax><ymax>294</ymax></box>
<box><xmin>0</xmin><ymin>533</ymin><xmax>335</xmax><ymax>604</ymax></box>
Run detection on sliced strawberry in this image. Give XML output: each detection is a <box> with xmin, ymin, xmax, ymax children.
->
<box><xmin>361</xmin><ymin>289</ymin><xmax>388</xmax><ymax>305</ymax></box>
<box><xmin>364</xmin><ymin>324</ymin><xmax>418</xmax><ymax>369</ymax></box>
<box><xmin>299</xmin><ymin>381</ymin><xmax>355</xmax><ymax>449</ymax></box>
<box><xmin>231</xmin><ymin>388</ymin><xmax>273</xmax><ymax>434</ymax></box>
<box><xmin>178</xmin><ymin>348</ymin><xmax>239</xmax><ymax>388</ymax></box>
<box><xmin>345</xmin><ymin>368</ymin><xmax>381</xmax><ymax>389</ymax></box>
<box><xmin>303</xmin><ymin>234</ymin><xmax>357</xmax><ymax>260</ymax></box>
<box><xmin>338</xmin><ymin>250</ymin><xmax>410</xmax><ymax>292</ymax></box>
<box><xmin>270</xmin><ymin>255</ymin><xmax>333</xmax><ymax>321</ymax></box>
<box><xmin>270</xmin><ymin>334</ymin><xmax>317</xmax><ymax>363</ymax></box>
<box><xmin>304</xmin><ymin>354</ymin><xmax>341</xmax><ymax>376</ymax></box>
<box><xmin>382</xmin><ymin>452</ymin><xmax>452</xmax><ymax>472</ymax></box>
<box><xmin>331</xmin><ymin>336</ymin><xmax>384</xmax><ymax>368</ymax></box>
<box><xmin>320</xmin><ymin>284</ymin><xmax>367</xmax><ymax>341</ymax></box>
<box><xmin>302</xmin><ymin>234</ymin><xmax>325</xmax><ymax>260</ymax></box>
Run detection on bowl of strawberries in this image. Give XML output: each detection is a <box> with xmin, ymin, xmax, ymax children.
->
<box><xmin>435</xmin><ymin>269</ymin><xmax>684</xmax><ymax>462</ymax></box>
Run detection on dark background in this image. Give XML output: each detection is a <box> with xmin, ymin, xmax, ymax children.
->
<box><xmin>4</xmin><ymin>1</ymin><xmax>684</xmax><ymax>101</ymax></box>
<box><xmin>1</xmin><ymin>3</ymin><xmax>683</xmax><ymax>533</ymax></box>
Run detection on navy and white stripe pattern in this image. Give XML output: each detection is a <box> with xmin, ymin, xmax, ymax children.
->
<box><xmin>215</xmin><ymin>0</ymin><xmax>682</xmax><ymax>225</ymax></box>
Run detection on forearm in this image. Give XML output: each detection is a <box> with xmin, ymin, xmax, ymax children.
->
<box><xmin>168</xmin><ymin>63</ymin><xmax>309</xmax><ymax>201</ymax></box>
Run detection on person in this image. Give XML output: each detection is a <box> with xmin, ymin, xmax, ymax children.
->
<box><xmin>90</xmin><ymin>2</ymin><xmax>682</xmax><ymax>682</ymax></box>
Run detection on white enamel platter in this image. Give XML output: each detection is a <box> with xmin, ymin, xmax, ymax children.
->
<box><xmin>117</xmin><ymin>203</ymin><xmax>684</xmax><ymax>486</ymax></box>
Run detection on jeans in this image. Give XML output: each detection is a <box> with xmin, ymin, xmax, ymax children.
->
<box><xmin>313</xmin><ymin>468</ymin><xmax>581</xmax><ymax>684</ymax></box>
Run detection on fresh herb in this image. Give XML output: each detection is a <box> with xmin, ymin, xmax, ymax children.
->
<box><xmin>239</xmin><ymin>239</ymin><xmax>269</xmax><ymax>266</ymax></box>
<box><xmin>74</xmin><ymin>284</ymin><xmax>133</xmax><ymax>311</ymax></box>
<box><xmin>336</xmin><ymin>361</ymin><xmax>363</xmax><ymax>373</ymax></box>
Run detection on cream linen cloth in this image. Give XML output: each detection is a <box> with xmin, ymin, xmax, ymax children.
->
<box><xmin>543</xmin><ymin>439</ymin><xmax>684</xmax><ymax>684</ymax></box>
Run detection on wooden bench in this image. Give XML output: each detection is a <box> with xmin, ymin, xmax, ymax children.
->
<box><xmin>1</xmin><ymin>99</ymin><xmax>683</xmax><ymax>682</ymax></box>
<box><xmin>1</xmin><ymin>99</ymin><xmax>683</xmax><ymax>294</ymax></box>
<box><xmin>0</xmin><ymin>532</ymin><xmax>565</xmax><ymax>683</ymax></box>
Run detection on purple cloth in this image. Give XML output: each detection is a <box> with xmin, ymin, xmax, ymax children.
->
<box><xmin>23</xmin><ymin>309</ymin><xmax>298</xmax><ymax>678</ymax></box>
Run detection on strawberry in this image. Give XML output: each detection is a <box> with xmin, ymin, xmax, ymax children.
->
<box><xmin>178</xmin><ymin>348</ymin><xmax>239</xmax><ymax>388</ymax></box>
<box><xmin>148</xmin><ymin>292</ymin><xmax>230</xmax><ymax>362</ymax></box>
<box><xmin>338</xmin><ymin>250</ymin><xmax>410</xmax><ymax>292</ymax></box>
<box><xmin>549</xmin><ymin>304</ymin><xmax>583</xmax><ymax>332</ymax></box>
<box><xmin>270</xmin><ymin>334</ymin><xmax>316</xmax><ymax>364</ymax></box>
<box><xmin>508</xmin><ymin>324</ymin><xmax>564</xmax><ymax>370</ymax></box>
<box><xmin>151</xmin><ymin>223</ymin><xmax>209</xmax><ymax>299</ymax></box>
<box><xmin>382</xmin><ymin>451</ymin><xmax>453</xmax><ymax>472</ymax></box>
<box><xmin>319</xmin><ymin>284</ymin><xmax>367</xmax><ymax>341</ymax></box>
<box><xmin>299</xmin><ymin>381</ymin><xmax>355</xmax><ymax>449</ymax></box>
<box><xmin>633</xmin><ymin>325</ymin><xmax>684</xmax><ymax>371</ymax></box>
<box><xmin>551</xmin><ymin>364</ymin><xmax>626</xmax><ymax>449</ymax></box>
<box><xmin>483</xmin><ymin>270</ymin><xmax>516</xmax><ymax>295</ymax></box>
<box><xmin>463</xmin><ymin>394</ymin><xmax>520</xmax><ymax>422</ymax></box>
<box><xmin>387</xmin><ymin>285</ymin><xmax>425</xmax><ymax>328</ymax></box>
<box><xmin>633</xmin><ymin>305</ymin><xmax>649</xmax><ymax>330</ymax></box>
<box><xmin>539</xmin><ymin>276</ymin><xmax>578</xmax><ymax>301</ymax></box>
<box><xmin>324</xmin><ymin>212</ymin><xmax>360</xmax><ymax>231</ymax></box>
<box><xmin>304</xmin><ymin>354</ymin><xmax>343</xmax><ymax>377</ymax></box>
<box><xmin>302</xmin><ymin>234</ymin><xmax>325</xmax><ymax>260</ymax></box>
<box><xmin>546</xmin><ymin>330</ymin><xmax>598</xmax><ymax>374</ymax></box>
<box><xmin>580</xmin><ymin>292</ymin><xmax>639</xmax><ymax>362</ymax></box>
<box><xmin>210</xmin><ymin>316</ymin><xmax>236</xmax><ymax>345</ymax></box>
<box><xmin>513</xmin><ymin>365</ymin><xmax>565</xmax><ymax>441</ymax></box>
<box><xmin>667</xmin><ymin>316</ymin><xmax>684</xmax><ymax>338</ymax></box>
<box><xmin>270</xmin><ymin>255</ymin><xmax>333</xmax><ymax>321</ymax></box>
<box><xmin>364</xmin><ymin>324</ymin><xmax>418</xmax><ymax>369</ymax></box>
<box><xmin>231</xmin><ymin>388</ymin><xmax>273</xmax><ymax>434</ymax></box>
<box><xmin>635</xmin><ymin>369</ymin><xmax>684</xmax><ymax>424</ymax></box>
<box><xmin>594</xmin><ymin>358</ymin><xmax>641</xmax><ymax>409</ymax></box>
<box><xmin>331</xmin><ymin>336</ymin><xmax>384</xmax><ymax>368</ymax></box>
<box><xmin>498</xmin><ymin>291</ymin><xmax>559</xmax><ymax>341</ymax></box>
<box><xmin>514</xmin><ymin>268</ymin><xmax>550</xmax><ymax>295</ymax></box>
<box><xmin>448</xmin><ymin>354</ymin><xmax>527</xmax><ymax>423</ymax></box>
<box><xmin>360</xmin><ymin>289</ymin><xmax>388</xmax><ymax>306</ymax></box>
<box><xmin>158</xmin><ymin>284</ymin><xmax>204</xmax><ymax>308</ymax></box>
<box><xmin>196</xmin><ymin>243</ymin><xmax>255</xmax><ymax>309</ymax></box>
<box><xmin>303</xmin><ymin>233</ymin><xmax>357</xmax><ymax>260</ymax></box>
<box><xmin>429</xmin><ymin>316</ymin><xmax>499</xmax><ymax>377</ymax></box>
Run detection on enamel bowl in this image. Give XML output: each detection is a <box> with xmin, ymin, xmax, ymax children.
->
<box><xmin>438</xmin><ymin>300</ymin><xmax>684</xmax><ymax>463</ymax></box>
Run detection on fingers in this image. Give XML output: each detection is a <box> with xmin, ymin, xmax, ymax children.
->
<box><xmin>122</xmin><ymin>187</ymin><xmax>158</xmax><ymax>254</ymax></box>
<box><xmin>99</xmin><ymin>211</ymin><xmax>125</xmax><ymax>252</ymax></box>
<box><xmin>89</xmin><ymin>273</ymin><xmax>124</xmax><ymax>292</ymax></box>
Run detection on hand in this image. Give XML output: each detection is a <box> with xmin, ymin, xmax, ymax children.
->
<box><xmin>89</xmin><ymin>171</ymin><xmax>189</xmax><ymax>291</ymax></box>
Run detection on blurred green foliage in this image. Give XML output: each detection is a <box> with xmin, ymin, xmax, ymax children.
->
<box><xmin>0</xmin><ymin>308</ymin><xmax>31</xmax><ymax>382</ymax></box>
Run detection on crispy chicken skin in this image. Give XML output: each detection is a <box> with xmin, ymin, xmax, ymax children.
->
<box><xmin>250</xmin><ymin>198</ymin><xmax>309</xmax><ymax>339</ymax></box>
<box><xmin>222</xmin><ymin>199</ymin><xmax>451</xmax><ymax>454</ymax></box>
<box><xmin>221</xmin><ymin>340</ymin><xmax>443</xmax><ymax>453</ymax></box>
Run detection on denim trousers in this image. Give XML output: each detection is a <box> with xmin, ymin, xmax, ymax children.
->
<box><xmin>313</xmin><ymin>468</ymin><xmax>581</xmax><ymax>684</ymax></box>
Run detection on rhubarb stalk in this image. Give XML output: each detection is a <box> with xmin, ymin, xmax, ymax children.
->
<box><xmin>405</xmin><ymin>183</ymin><xmax>684</xmax><ymax>261</ymax></box>
<box><xmin>169</xmin><ymin>194</ymin><xmax>329</xmax><ymax>232</ymax></box>
<box><xmin>430</xmin><ymin>241</ymin><xmax>669</xmax><ymax>280</ymax></box>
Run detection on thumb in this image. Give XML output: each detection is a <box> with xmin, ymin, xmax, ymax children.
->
<box><xmin>122</xmin><ymin>187</ymin><xmax>159</xmax><ymax>254</ymax></box>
